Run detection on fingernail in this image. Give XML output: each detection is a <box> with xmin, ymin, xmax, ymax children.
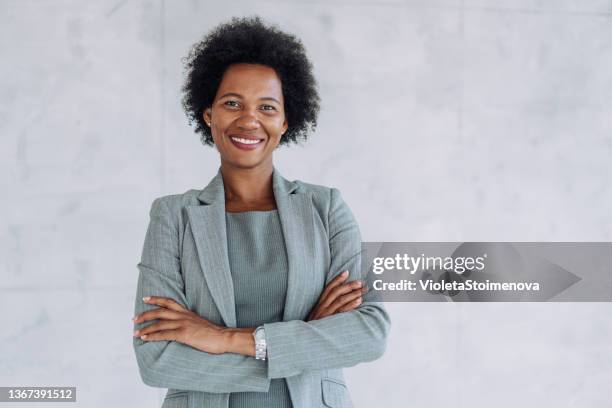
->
<box><xmin>141</xmin><ymin>335</ymin><xmax>148</xmax><ymax>339</ymax></box>
<box><xmin>355</xmin><ymin>281</ymin><xmax>362</xmax><ymax>287</ymax></box>
<box><xmin>143</xmin><ymin>296</ymin><xmax>150</xmax><ymax>302</ymax></box>
<box><xmin>342</xmin><ymin>271</ymin><xmax>348</xmax><ymax>276</ymax></box>
<box><xmin>133</xmin><ymin>330</ymin><xmax>139</xmax><ymax>336</ymax></box>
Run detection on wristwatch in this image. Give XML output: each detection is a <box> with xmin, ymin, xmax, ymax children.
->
<box><xmin>252</xmin><ymin>325</ymin><xmax>267</xmax><ymax>361</ymax></box>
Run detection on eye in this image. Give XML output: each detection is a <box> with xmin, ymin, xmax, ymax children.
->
<box><xmin>261</xmin><ymin>105</ymin><xmax>276</xmax><ymax>111</ymax></box>
<box><xmin>224</xmin><ymin>100</ymin><xmax>239</xmax><ymax>108</ymax></box>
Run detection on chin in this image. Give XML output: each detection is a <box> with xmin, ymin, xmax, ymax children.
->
<box><xmin>225</xmin><ymin>156</ymin><xmax>266</xmax><ymax>169</ymax></box>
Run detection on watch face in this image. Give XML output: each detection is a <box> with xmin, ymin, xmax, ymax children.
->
<box><xmin>254</xmin><ymin>327</ymin><xmax>265</xmax><ymax>341</ymax></box>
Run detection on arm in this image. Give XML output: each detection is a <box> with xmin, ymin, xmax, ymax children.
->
<box><xmin>133</xmin><ymin>197</ymin><xmax>271</xmax><ymax>393</ymax></box>
<box><xmin>262</xmin><ymin>187</ymin><xmax>391</xmax><ymax>379</ymax></box>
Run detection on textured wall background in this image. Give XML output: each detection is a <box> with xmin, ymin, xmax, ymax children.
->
<box><xmin>1</xmin><ymin>0</ymin><xmax>611</xmax><ymax>407</ymax></box>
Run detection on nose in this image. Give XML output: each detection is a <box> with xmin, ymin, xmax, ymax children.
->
<box><xmin>236</xmin><ymin>110</ymin><xmax>260</xmax><ymax>131</ymax></box>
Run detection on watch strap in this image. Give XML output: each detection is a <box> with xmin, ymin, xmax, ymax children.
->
<box><xmin>253</xmin><ymin>326</ymin><xmax>267</xmax><ymax>361</ymax></box>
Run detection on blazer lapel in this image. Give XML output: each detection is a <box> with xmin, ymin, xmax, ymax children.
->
<box><xmin>186</xmin><ymin>165</ymin><xmax>317</xmax><ymax>329</ymax></box>
<box><xmin>186</xmin><ymin>168</ymin><xmax>237</xmax><ymax>328</ymax></box>
<box><xmin>273</xmin><ymin>174</ymin><xmax>317</xmax><ymax>322</ymax></box>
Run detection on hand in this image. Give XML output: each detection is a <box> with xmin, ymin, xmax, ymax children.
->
<box><xmin>307</xmin><ymin>270</ymin><xmax>368</xmax><ymax>321</ymax></box>
<box><xmin>133</xmin><ymin>296</ymin><xmax>229</xmax><ymax>354</ymax></box>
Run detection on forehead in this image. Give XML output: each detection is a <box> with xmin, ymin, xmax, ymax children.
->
<box><xmin>215</xmin><ymin>63</ymin><xmax>283</xmax><ymax>100</ymax></box>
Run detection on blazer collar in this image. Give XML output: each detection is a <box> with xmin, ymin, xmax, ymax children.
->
<box><xmin>197</xmin><ymin>165</ymin><xmax>299</xmax><ymax>205</ymax></box>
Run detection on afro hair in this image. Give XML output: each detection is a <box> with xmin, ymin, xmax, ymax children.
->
<box><xmin>181</xmin><ymin>15</ymin><xmax>321</xmax><ymax>147</ymax></box>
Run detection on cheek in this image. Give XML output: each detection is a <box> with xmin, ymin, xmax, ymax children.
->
<box><xmin>210</xmin><ymin>118</ymin><xmax>230</xmax><ymax>141</ymax></box>
<box><xmin>271</xmin><ymin>117</ymin><xmax>287</xmax><ymax>133</ymax></box>
<box><xmin>210</xmin><ymin>110</ymin><xmax>232</xmax><ymax>128</ymax></box>
<box><xmin>267</xmin><ymin>126</ymin><xmax>284</xmax><ymax>143</ymax></box>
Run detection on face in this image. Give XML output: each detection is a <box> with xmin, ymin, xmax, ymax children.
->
<box><xmin>204</xmin><ymin>63</ymin><xmax>288</xmax><ymax>170</ymax></box>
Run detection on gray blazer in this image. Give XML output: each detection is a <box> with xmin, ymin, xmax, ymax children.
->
<box><xmin>133</xmin><ymin>165</ymin><xmax>391</xmax><ymax>408</ymax></box>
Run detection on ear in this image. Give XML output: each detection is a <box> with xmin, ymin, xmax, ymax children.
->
<box><xmin>282</xmin><ymin>118</ymin><xmax>288</xmax><ymax>134</ymax></box>
<box><xmin>203</xmin><ymin>107</ymin><xmax>212</xmax><ymax>125</ymax></box>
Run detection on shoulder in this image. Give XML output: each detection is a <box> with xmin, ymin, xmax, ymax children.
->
<box><xmin>295</xmin><ymin>179</ymin><xmax>332</xmax><ymax>198</ymax></box>
<box><xmin>146</xmin><ymin>189</ymin><xmax>201</xmax><ymax>219</ymax></box>
<box><xmin>293</xmin><ymin>179</ymin><xmax>346</xmax><ymax>207</ymax></box>
<box><xmin>293</xmin><ymin>179</ymin><xmax>361</xmax><ymax>242</ymax></box>
<box><xmin>292</xmin><ymin>179</ymin><xmax>357</xmax><ymax>226</ymax></box>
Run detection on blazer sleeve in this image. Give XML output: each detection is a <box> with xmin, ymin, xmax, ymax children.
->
<box><xmin>262</xmin><ymin>187</ymin><xmax>391</xmax><ymax>379</ymax></box>
<box><xmin>133</xmin><ymin>197</ymin><xmax>271</xmax><ymax>393</ymax></box>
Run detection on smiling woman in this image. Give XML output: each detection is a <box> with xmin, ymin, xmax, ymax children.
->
<box><xmin>181</xmin><ymin>15</ymin><xmax>320</xmax><ymax>148</ymax></box>
<box><xmin>132</xmin><ymin>15</ymin><xmax>390</xmax><ymax>408</ymax></box>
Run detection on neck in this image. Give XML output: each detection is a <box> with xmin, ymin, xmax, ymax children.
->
<box><xmin>219</xmin><ymin>161</ymin><xmax>275</xmax><ymax>203</ymax></box>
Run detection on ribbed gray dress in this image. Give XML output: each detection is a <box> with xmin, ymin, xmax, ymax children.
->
<box><xmin>225</xmin><ymin>209</ymin><xmax>293</xmax><ymax>408</ymax></box>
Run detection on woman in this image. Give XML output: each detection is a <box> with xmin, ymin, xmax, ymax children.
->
<box><xmin>132</xmin><ymin>16</ymin><xmax>390</xmax><ymax>408</ymax></box>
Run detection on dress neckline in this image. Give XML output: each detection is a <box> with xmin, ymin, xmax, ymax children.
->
<box><xmin>225</xmin><ymin>209</ymin><xmax>278</xmax><ymax>214</ymax></box>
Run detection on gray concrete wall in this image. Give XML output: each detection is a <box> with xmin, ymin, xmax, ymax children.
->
<box><xmin>1</xmin><ymin>0</ymin><xmax>611</xmax><ymax>406</ymax></box>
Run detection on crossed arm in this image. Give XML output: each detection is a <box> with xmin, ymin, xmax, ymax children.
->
<box><xmin>132</xmin><ymin>188</ymin><xmax>391</xmax><ymax>393</ymax></box>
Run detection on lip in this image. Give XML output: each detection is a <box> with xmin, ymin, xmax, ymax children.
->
<box><xmin>228</xmin><ymin>134</ymin><xmax>265</xmax><ymax>151</ymax></box>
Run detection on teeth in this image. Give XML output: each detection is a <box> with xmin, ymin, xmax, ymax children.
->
<box><xmin>231</xmin><ymin>137</ymin><xmax>261</xmax><ymax>145</ymax></box>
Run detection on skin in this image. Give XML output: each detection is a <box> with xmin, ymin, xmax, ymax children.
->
<box><xmin>133</xmin><ymin>63</ymin><xmax>366</xmax><ymax>356</ymax></box>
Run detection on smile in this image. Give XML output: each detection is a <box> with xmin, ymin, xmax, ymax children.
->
<box><xmin>229</xmin><ymin>136</ymin><xmax>264</xmax><ymax>151</ymax></box>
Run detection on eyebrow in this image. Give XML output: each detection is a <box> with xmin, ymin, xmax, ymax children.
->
<box><xmin>218</xmin><ymin>92</ymin><xmax>281</xmax><ymax>105</ymax></box>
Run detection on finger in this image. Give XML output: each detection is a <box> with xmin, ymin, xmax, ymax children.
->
<box><xmin>308</xmin><ymin>309</ymin><xmax>326</xmax><ymax>321</ymax></box>
<box><xmin>336</xmin><ymin>296</ymin><xmax>363</xmax><ymax>313</ymax></box>
<box><xmin>328</xmin><ymin>288</ymin><xmax>363</xmax><ymax>313</ymax></box>
<box><xmin>310</xmin><ymin>287</ymin><xmax>361</xmax><ymax>321</ymax></box>
<box><xmin>320</xmin><ymin>271</ymin><xmax>350</xmax><ymax>300</ymax></box>
<box><xmin>134</xmin><ymin>320</ymin><xmax>184</xmax><ymax>337</ymax></box>
<box><xmin>143</xmin><ymin>296</ymin><xmax>186</xmax><ymax>312</ymax></box>
<box><xmin>307</xmin><ymin>305</ymin><xmax>327</xmax><ymax>321</ymax></box>
<box><xmin>320</xmin><ymin>280</ymin><xmax>362</xmax><ymax>310</ymax></box>
<box><xmin>135</xmin><ymin>308</ymin><xmax>184</xmax><ymax>324</ymax></box>
<box><xmin>139</xmin><ymin>329</ymin><xmax>183</xmax><ymax>342</ymax></box>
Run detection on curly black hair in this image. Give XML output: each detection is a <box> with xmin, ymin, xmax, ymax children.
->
<box><xmin>181</xmin><ymin>16</ymin><xmax>320</xmax><ymax>147</ymax></box>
